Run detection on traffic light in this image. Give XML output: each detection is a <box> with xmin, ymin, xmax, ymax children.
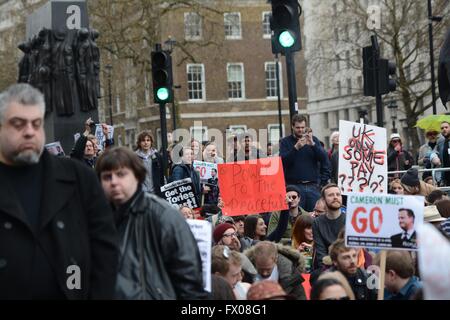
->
<box><xmin>363</xmin><ymin>46</ymin><xmax>376</xmax><ymax>97</ymax></box>
<box><xmin>363</xmin><ymin>46</ymin><xmax>396</xmax><ymax>96</ymax></box>
<box><xmin>270</xmin><ymin>0</ymin><xmax>302</xmax><ymax>54</ymax></box>
<box><xmin>378</xmin><ymin>59</ymin><xmax>396</xmax><ymax>94</ymax></box>
<box><xmin>151</xmin><ymin>47</ymin><xmax>173</xmax><ymax>103</ymax></box>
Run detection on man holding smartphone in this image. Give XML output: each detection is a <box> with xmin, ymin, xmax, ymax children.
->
<box><xmin>280</xmin><ymin>115</ymin><xmax>330</xmax><ymax>212</ymax></box>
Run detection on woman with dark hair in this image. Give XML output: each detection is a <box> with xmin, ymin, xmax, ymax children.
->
<box><xmin>291</xmin><ymin>214</ymin><xmax>314</xmax><ymax>272</ymax></box>
<box><xmin>135</xmin><ymin>130</ymin><xmax>164</xmax><ymax>198</ymax></box>
<box><xmin>310</xmin><ymin>275</ymin><xmax>353</xmax><ymax>300</ymax></box>
<box><xmin>96</xmin><ymin>147</ymin><xmax>206</xmax><ymax>300</ymax></box>
<box><xmin>241</xmin><ymin>214</ymin><xmax>288</xmax><ymax>248</ymax></box>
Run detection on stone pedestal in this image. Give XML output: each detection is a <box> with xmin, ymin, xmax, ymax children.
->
<box><xmin>21</xmin><ymin>0</ymin><xmax>100</xmax><ymax>154</ymax></box>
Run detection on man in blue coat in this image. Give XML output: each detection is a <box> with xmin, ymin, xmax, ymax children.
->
<box><xmin>280</xmin><ymin>115</ymin><xmax>331</xmax><ymax>211</ymax></box>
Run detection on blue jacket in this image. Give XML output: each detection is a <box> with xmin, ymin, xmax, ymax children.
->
<box><xmin>279</xmin><ymin>135</ymin><xmax>331</xmax><ymax>186</ymax></box>
<box><xmin>384</xmin><ymin>276</ymin><xmax>422</xmax><ymax>300</ymax></box>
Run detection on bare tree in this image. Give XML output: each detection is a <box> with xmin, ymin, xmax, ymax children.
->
<box><xmin>305</xmin><ymin>0</ymin><xmax>450</xmax><ymax>152</ymax></box>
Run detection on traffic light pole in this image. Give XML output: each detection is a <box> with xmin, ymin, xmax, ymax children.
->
<box><xmin>371</xmin><ymin>35</ymin><xmax>384</xmax><ymax>128</ymax></box>
<box><xmin>159</xmin><ymin>102</ymin><xmax>169</xmax><ymax>178</ymax></box>
<box><xmin>285</xmin><ymin>50</ymin><xmax>298</xmax><ymax>129</ymax></box>
<box><xmin>275</xmin><ymin>54</ymin><xmax>283</xmax><ymax>139</ymax></box>
<box><xmin>428</xmin><ymin>0</ymin><xmax>438</xmax><ymax>115</ymax></box>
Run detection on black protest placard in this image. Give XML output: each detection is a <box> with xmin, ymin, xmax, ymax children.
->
<box><xmin>161</xmin><ymin>178</ymin><xmax>199</xmax><ymax>209</ymax></box>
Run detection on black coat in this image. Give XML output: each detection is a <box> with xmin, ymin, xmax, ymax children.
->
<box><xmin>115</xmin><ymin>189</ymin><xmax>207</xmax><ymax>299</ymax></box>
<box><xmin>0</xmin><ymin>151</ymin><xmax>119</xmax><ymax>299</ymax></box>
<box><xmin>170</xmin><ymin>163</ymin><xmax>201</xmax><ymax>202</ymax></box>
<box><xmin>390</xmin><ymin>231</ymin><xmax>417</xmax><ymax>249</ymax></box>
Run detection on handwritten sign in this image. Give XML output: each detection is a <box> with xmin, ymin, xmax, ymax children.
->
<box><xmin>186</xmin><ymin>219</ymin><xmax>212</xmax><ymax>293</ymax></box>
<box><xmin>161</xmin><ymin>178</ymin><xmax>199</xmax><ymax>209</ymax></box>
<box><xmin>338</xmin><ymin>120</ymin><xmax>387</xmax><ymax>194</ymax></box>
<box><xmin>418</xmin><ymin>223</ymin><xmax>450</xmax><ymax>300</ymax></box>
<box><xmin>193</xmin><ymin>161</ymin><xmax>218</xmax><ymax>183</ymax></box>
<box><xmin>218</xmin><ymin>157</ymin><xmax>288</xmax><ymax>216</ymax></box>
<box><xmin>345</xmin><ymin>193</ymin><xmax>424</xmax><ymax>251</ymax></box>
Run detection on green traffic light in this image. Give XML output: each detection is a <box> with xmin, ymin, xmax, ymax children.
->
<box><xmin>156</xmin><ymin>87</ymin><xmax>169</xmax><ymax>101</ymax></box>
<box><xmin>279</xmin><ymin>30</ymin><xmax>295</xmax><ymax>48</ymax></box>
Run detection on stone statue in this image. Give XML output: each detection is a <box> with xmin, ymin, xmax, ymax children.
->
<box><xmin>17</xmin><ymin>41</ymin><xmax>32</xmax><ymax>83</ymax></box>
<box><xmin>52</xmin><ymin>29</ymin><xmax>78</xmax><ymax>116</ymax></box>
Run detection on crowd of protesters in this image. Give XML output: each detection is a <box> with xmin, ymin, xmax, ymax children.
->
<box><xmin>1</xmin><ymin>83</ymin><xmax>450</xmax><ymax>301</ymax></box>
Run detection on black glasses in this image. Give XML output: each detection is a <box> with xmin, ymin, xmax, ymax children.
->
<box><xmin>391</xmin><ymin>139</ymin><xmax>401</xmax><ymax>143</ymax></box>
<box><xmin>222</xmin><ymin>232</ymin><xmax>238</xmax><ymax>238</ymax></box>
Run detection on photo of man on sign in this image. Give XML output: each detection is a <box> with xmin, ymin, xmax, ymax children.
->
<box><xmin>390</xmin><ymin>208</ymin><xmax>417</xmax><ymax>249</ymax></box>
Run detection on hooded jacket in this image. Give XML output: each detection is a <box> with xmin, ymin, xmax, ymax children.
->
<box><xmin>244</xmin><ymin>243</ymin><xmax>306</xmax><ymax>300</ymax></box>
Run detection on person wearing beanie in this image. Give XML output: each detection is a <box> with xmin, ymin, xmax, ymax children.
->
<box><xmin>387</xmin><ymin>133</ymin><xmax>414</xmax><ymax>182</ymax></box>
<box><xmin>213</xmin><ymin>223</ymin><xmax>241</xmax><ymax>252</ymax></box>
<box><xmin>436</xmin><ymin>121</ymin><xmax>450</xmax><ymax>185</ymax></box>
<box><xmin>400</xmin><ymin>168</ymin><xmax>437</xmax><ymax>198</ymax></box>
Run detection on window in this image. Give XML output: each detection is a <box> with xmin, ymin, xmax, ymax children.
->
<box><xmin>262</xmin><ymin>12</ymin><xmax>271</xmax><ymax>38</ymax></box>
<box><xmin>126</xmin><ymin>128</ymin><xmax>136</xmax><ymax>149</ymax></box>
<box><xmin>357</xmin><ymin>76</ymin><xmax>363</xmax><ymax>89</ymax></box>
<box><xmin>190</xmin><ymin>126</ymin><xmax>208</xmax><ymax>142</ymax></box>
<box><xmin>356</xmin><ymin>48</ymin><xmax>361</xmax><ymax>67</ymax></box>
<box><xmin>405</xmin><ymin>65</ymin><xmax>411</xmax><ymax>81</ymax></box>
<box><xmin>184</xmin><ymin>12</ymin><xmax>202</xmax><ymax>40</ymax></box>
<box><xmin>419</xmin><ymin>62</ymin><xmax>425</xmax><ymax>80</ymax></box>
<box><xmin>344</xmin><ymin>109</ymin><xmax>349</xmax><ymax>120</ymax></box>
<box><xmin>346</xmin><ymin>50</ymin><xmax>350</xmax><ymax>69</ymax></box>
<box><xmin>347</xmin><ymin>78</ymin><xmax>352</xmax><ymax>95</ymax></box>
<box><xmin>324</xmin><ymin>112</ymin><xmax>329</xmax><ymax>128</ymax></box>
<box><xmin>224</xmin><ymin>12</ymin><xmax>242</xmax><ymax>39</ymax></box>
<box><xmin>265</xmin><ymin>62</ymin><xmax>283</xmax><ymax>98</ymax></box>
<box><xmin>336</xmin><ymin>57</ymin><xmax>340</xmax><ymax>71</ymax></box>
<box><xmin>187</xmin><ymin>64</ymin><xmax>205</xmax><ymax>101</ymax></box>
<box><xmin>268</xmin><ymin>124</ymin><xmax>284</xmax><ymax>144</ymax></box>
<box><xmin>355</xmin><ymin>21</ymin><xmax>360</xmax><ymax>38</ymax></box>
<box><xmin>344</xmin><ymin>25</ymin><xmax>349</xmax><ymax>41</ymax></box>
<box><xmin>227</xmin><ymin>63</ymin><xmax>245</xmax><ymax>99</ymax></box>
<box><xmin>334</xmin><ymin>28</ymin><xmax>339</xmax><ymax>42</ymax></box>
<box><xmin>337</xmin><ymin>81</ymin><xmax>342</xmax><ymax>96</ymax></box>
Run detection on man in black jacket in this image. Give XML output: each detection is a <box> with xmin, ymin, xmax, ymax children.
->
<box><xmin>0</xmin><ymin>84</ymin><xmax>118</xmax><ymax>299</ymax></box>
<box><xmin>96</xmin><ymin>147</ymin><xmax>207</xmax><ymax>299</ymax></box>
<box><xmin>328</xmin><ymin>239</ymin><xmax>377</xmax><ymax>300</ymax></box>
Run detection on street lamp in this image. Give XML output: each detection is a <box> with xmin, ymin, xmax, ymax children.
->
<box><xmin>427</xmin><ymin>0</ymin><xmax>443</xmax><ymax>115</ymax></box>
<box><xmin>104</xmin><ymin>64</ymin><xmax>113</xmax><ymax>126</ymax></box>
<box><xmin>387</xmin><ymin>99</ymin><xmax>398</xmax><ymax>133</ymax></box>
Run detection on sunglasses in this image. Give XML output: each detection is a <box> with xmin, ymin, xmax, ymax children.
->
<box><xmin>289</xmin><ymin>195</ymin><xmax>298</xmax><ymax>200</ymax></box>
<box><xmin>391</xmin><ymin>139</ymin><xmax>401</xmax><ymax>143</ymax></box>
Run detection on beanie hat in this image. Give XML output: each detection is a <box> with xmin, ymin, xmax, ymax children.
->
<box><xmin>286</xmin><ymin>185</ymin><xmax>301</xmax><ymax>196</ymax></box>
<box><xmin>213</xmin><ymin>223</ymin><xmax>236</xmax><ymax>244</ymax></box>
<box><xmin>401</xmin><ymin>168</ymin><xmax>420</xmax><ymax>187</ymax></box>
<box><xmin>390</xmin><ymin>133</ymin><xmax>401</xmax><ymax>141</ymax></box>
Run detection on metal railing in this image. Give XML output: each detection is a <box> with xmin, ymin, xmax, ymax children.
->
<box><xmin>388</xmin><ymin>166</ymin><xmax>450</xmax><ymax>192</ymax></box>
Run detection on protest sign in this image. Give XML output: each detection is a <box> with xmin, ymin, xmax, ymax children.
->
<box><xmin>45</xmin><ymin>141</ymin><xmax>65</xmax><ymax>157</ymax></box>
<box><xmin>161</xmin><ymin>178</ymin><xmax>199</xmax><ymax>209</ymax></box>
<box><xmin>94</xmin><ymin>124</ymin><xmax>114</xmax><ymax>151</ymax></box>
<box><xmin>345</xmin><ymin>193</ymin><xmax>424</xmax><ymax>251</ymax></box>
<box><xmin>186</xmin><ymin>219</ymin><xmax>212</xmax><ymax>292</ymax></box>
<box><xmin>218</xmin><ymin>157</ymin><xmax>288</xmax><ymax>216</ymax></box>
<box><xmin>193</xmin><ymin>161</ymin><xmax>218</xmax><ymax>183</ymax></box>
<box><xmin>418</xmin><ymin>223</ymin><xmax>450</xmax><ymax>300</ymax></box>
<box><xmin>338</xmin><ymin>120</ymin><xmax>387</xmax><ymax>194</ymax></box>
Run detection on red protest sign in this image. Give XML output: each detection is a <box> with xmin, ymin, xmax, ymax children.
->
<box><xmin>218</xmin><ymin>157</ymin><xmax>288</xmax><ymax>216</ymax></box>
